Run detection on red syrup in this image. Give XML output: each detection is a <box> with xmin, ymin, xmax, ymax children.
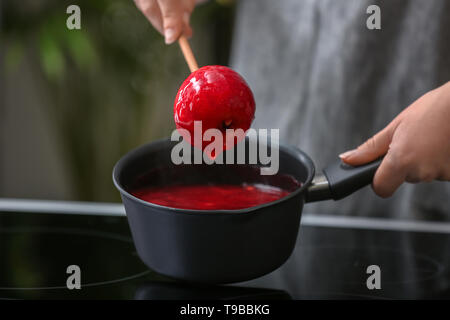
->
<box><xmin>132</xmin><ymin>183</ymin><xmax>293</xmax><ymax>210</ymax></box>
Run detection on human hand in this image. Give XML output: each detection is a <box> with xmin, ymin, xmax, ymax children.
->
<box><xmin>340</xmin><ymin>81</ymin><xmax>450</xmax><ymax>198</ymax></box>
<box><xmin>134</xmin><ymin>0</ymin><xmax>197</xmax><ymax>44</ymax></box>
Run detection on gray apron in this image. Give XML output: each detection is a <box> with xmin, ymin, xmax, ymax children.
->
<box><xmin>230</xmin><ymin>0</ymin><xmax>450</xmax><ymax>219</ymax></box>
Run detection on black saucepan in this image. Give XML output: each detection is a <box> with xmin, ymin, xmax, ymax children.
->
<box><xmin>113</xmin><ymin>137</ymin><xmax>381</xmax><ymax>284</ymax></box>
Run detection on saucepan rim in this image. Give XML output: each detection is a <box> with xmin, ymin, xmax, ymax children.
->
<box><xmin>112</xmin><ymin>137</ymin><xmax>315</xmax><ymax>216</ymax></box>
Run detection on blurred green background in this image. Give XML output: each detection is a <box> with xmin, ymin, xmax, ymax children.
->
<box><xmin>0</xmin><ymin>0</ymin><xmax>235</xmax><ymax>202</ymax></box>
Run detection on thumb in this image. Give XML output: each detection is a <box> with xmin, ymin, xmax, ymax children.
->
<box><xmin>340</xmin><ymin>121</ymin><xmax>398</xmax><ymax>166</ymax></box>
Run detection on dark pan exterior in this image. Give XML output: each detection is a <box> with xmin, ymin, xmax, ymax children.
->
<box><xmin>113</xmin><ymin>138</ymin><xmax>315</xmax><ymax>284</ymax></box>
<box><xmin>121</xmin><ymin>191</ymin><xmax>303</xmax><ymax>283</ymax></box>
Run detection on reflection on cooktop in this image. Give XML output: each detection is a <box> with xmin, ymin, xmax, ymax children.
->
<box><xmin>135</xmin><ymin>282</ymin><xmax>291</xmax><ymax>300</ymax></box>
<box><xmin>0</xmin><ymin>227</ymin><xmax>149</xmax><ymax>290</ymax></box>
<box><xmin>238</xmin><ymin>226</ymin><xmax>450</xmax><ymax>299</ymax></box>
<box><xmin>0</xmin><ymin>211</ymin><xmax>450</xmax><ymax>299</ymax></box>
<box><xmin>294</xmin><ymin>245</ymin><xmax>444</xmax><ymax>286</ymax></box>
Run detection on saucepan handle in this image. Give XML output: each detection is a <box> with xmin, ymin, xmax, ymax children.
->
<box><xmin>305</xmin><ymin>157</ymin><xmax>383</xmax><ymax>202</ymax></box>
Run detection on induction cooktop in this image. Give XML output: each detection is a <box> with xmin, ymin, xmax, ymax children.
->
<box><xmin>0</xmin><ymin>199</ymin><xmax>449</xmax><ymax>300</ymax></box>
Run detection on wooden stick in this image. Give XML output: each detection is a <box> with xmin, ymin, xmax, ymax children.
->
<box><xmin>178</xmin><ymin>35</ymin><xmax>199</xmax><ymax>73</ymax></box>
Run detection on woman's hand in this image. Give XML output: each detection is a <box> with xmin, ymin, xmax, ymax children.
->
<box><xmin>134</xmin><ymin>0</ymin><xmax>197</xmax><ymax>44</ymax></box>
<box><xmin>340</xmin><ymin>81</ymin><xmax>450</xmax><ymax>198</ymax></box>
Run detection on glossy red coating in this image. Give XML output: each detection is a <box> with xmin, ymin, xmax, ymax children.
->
<box><xmin>131</xmin><ymin>184</ymin><xmax>290</xmax><ymax>210</ymax></box>
<box><xmin>174</xmin><ymin>65</ymin><xmax>256</xmax><ymax>152</ymax></box>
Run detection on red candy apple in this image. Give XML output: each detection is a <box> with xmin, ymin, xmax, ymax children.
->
<box><xmin>174</xmin><ymin>65</ymin><xmax>255</xmax><ymax>153</ymax></box>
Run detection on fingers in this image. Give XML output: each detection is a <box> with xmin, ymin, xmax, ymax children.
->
<box><xmin>134</xmin><ymin>0</ymin><xmax>195</xmax><ymax>44</ymax></box>
<box><xmin>340</xmin><ymin>120</ymin><xmax>399</xmax><ymax>166</ymax></box>
<box><xmin>372</xmin><ymin>151</ymin><xmax>407</xmax><ymax>198</ymax></box>
<box><xmin>339</xmin><ymin>118</ymin><xmax>404</xmax><ymax>198</ymax></box>
<box><xmin>182</xmin><ymin>12</ymin><xmax>193</xmax><ymax>38</ymax></box>
<box><xmin>134</xmin><ymin>0</ymin><xmax>164</xmax><ymax>34</ymax></box>
<box><xmin>157</xmin><ymin>0</ymin><xmax>186</xmax><ymax>44</ymax></box>
<box><xmin>180</xmin><ymin>0</ymin><xmax>195</xmax><ymax>38</ymax></box>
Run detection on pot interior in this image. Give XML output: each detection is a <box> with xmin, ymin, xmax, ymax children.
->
<box><xmin>114</xmin><ymin>138</ymin><xmax>314</xmax><ymax>200</ymax></box>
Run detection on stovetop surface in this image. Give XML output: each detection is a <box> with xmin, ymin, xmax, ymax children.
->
<box><xmin>1</xmin><ymin>204</ymin><xmax>449</xmax><ymax>300</ymax></box>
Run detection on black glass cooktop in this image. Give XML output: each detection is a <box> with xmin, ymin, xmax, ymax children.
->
<box><xmin>0</xmin><ymin>204</ymin><xmax>449</xmax><ymax>300</ymax></box>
